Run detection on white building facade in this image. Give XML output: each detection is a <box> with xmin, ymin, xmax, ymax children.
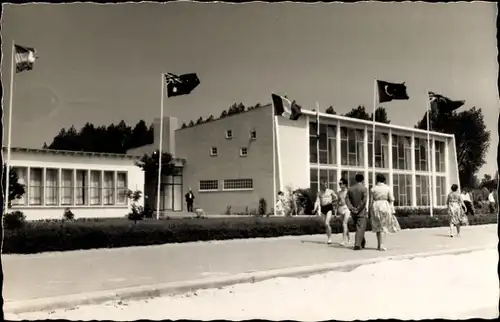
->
<box><xmin>5</xmin><ymin>147</ymin><xmax>144</xmax><ymax>220</ymax></box>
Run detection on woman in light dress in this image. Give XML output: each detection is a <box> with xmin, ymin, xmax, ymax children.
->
<box><xmin>275</xmin><ymin>191</ymin><xmax>286</xmax><ymax>216</ymax></box>
<box><xmin>447</xmin><ymin>184</ymin><xmax>469</xmax><ymax>237</ymax></box>
<box><xmin>337</xmin><ymin>178</ymin><xmax>351</xmax><ymax>246</ymax></box>
<box><xmin>369</xmin><ymin>174</ymin><xmax>401</xmax><ymax>251</ymax></box>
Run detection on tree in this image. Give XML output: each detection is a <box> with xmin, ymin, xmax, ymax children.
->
<box><xmin>196</xmin><ymin>117</ymin><xmax>204</xmax><ymax>125</ymax></box>
<box><xmin>220</xmin><ymin>110</ymin><xmax>228</xmax><ymax>118</ymax></box>
<box><xmin>42</xmin><ymin>142</ymin><xmax>48</xmax><ymax>149</ymax></box>
<box><xmin>325</xmin><ymin>106</ymin><xmax>337</xmax><ymax>115</ymax></box>
<box><xmin>416</xmin><ymin>106</ymin><xmax>490</xmax><ymax>188</ymax></box>
<box><xmin>2</xmin><ymin>165</ymin><xmax>26</xmax><ymax>208</ymax></box>
<box><xmin>371</xmin><ymin>106</ymin><xmax>391</xmax><ymax>124</ymax></box>
<box><xmin>344</xmin><ymin>105</ymin><xmax>371</xmax><ymax>120</ymax></box>
<box><xmin>188</xmin><ymin>120</ymin><xmax>195</xmax><ymax>127</ymax></box>
<box><xmin>206</xmin><ymin>114</ymin><xmax>214</xmax><ymax>122</ymax></box>
<box><xmin>480</xmin><ymin>172</ymin><xmax>498</xmax><ymax>191</ymax></box>
<box><xmin>181</xmin><ymin>122</ymin><xmax>188</xmax><ymax>129</ymax></box>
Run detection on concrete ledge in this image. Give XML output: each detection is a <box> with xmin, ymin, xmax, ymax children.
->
<box><xmin>5</xmin><ymin>245</ymin><xmax>490</xmax><ymax>315</ymax></box>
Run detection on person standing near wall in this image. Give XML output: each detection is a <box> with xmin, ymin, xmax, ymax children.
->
<box><xmin>185</xmin><ymin>188</ymin><xmax>195</xmax><ymax>212</ymax></box>
<box><xmin>461</xmin><ymin>188</ymin><xmax>475</xmax><ymax>216</ymax></box>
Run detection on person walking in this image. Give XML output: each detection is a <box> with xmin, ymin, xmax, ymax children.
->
<box><xmin>313</xmin><ymin>181</ymin><xmax>338</xmax><ymax>245</ymax></box>
<box><xmin>275</xmin><ymin>191</ymin><xmax>286</xmax><ymax>216</ymax></box>
<box><xmin>185</xmin><ymin>188</ymin><xmax>195</xmax><ymax>213</ymax></box>
<box><xmin>337</xmin><ymin>178</ymin><xmax>351</xmax><ymax>246</ymax></box>
<box><xmin>446</xmin><ymin>184</ymin><xmax>468</xmax><ymax>237</ymax></box>
<box><xmin>488</xmin><ymin>189</ymin><xmax>496</xmax><ymax>213</ymax></box>
<box><xmin>369</xmin><ymin>174</ymin><xmax>401</xmax><ymax>251</ymax></box>
<box><xmin>346</xmin><ymin>174</ymin><xmax>368</xmax><ymax>250</ymax></box>
<box><xmin>461</xmin><ymin>188</ymin><xmax>475</xmax><ymax>216</ymax></box>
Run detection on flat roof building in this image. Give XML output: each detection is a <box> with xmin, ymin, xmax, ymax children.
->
<box><xmin>4</xmin><ymin>147</ymin><xmax>144</xmax><ymax>220</ymax></box>
<box><xmin>128</xmin><ymin>104</ymin><xmax>459</xmax><ymax>215</ymax></box>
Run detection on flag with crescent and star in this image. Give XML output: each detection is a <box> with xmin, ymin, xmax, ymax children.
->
<box><xmin>164</xmin><ymin>73</ymin><xmax>200</xmax><ymax>98</ymax></box>
<box><xmin>15</xmin><ymin>44</ymin><xmax>37</xmax><ymax>73</ymax></box>
<box><xmin>271</xmin><ymin>93</ymin><xmax>302</xmax><ymax>121</ymax></box>
<box><xmin>428</xmin><ymin>91</ymin><xmax>465</xmax><ymax>113</ymax></box>
<box><xmin>376</xmin><ymin>80</ymin><xmax>409</xmax><ymax>103</ymax></box>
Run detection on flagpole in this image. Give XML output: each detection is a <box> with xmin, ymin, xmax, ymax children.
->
<box><xmin>156</xmin><ymin>73</ymin><xmax>164</xmax><ymax>220</ymax></box>
<box><xmin>316</xmin><ymin>103</ymin><xmax>320</xmax><ymax>193</ymax></box>
<box><xmin>372</xmin><ymin>79</ymin><xmax>377</xmax><ymax>187</ymax></box>
<box><xmin>426</xmin><ymin>92</ymin><xmax>433</xmax><ymax>217</ymax></box>
<box><xmin>272</xmin><ymin>103</ymin><xmax>277</xmax><ymax>215</ymax></box>
<box><xmin>4</xmin><ymin>41</ymin><xmax>16</xmax><ymax>216</ymax></box>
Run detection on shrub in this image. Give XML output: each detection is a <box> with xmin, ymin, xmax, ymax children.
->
<box><xmin>258</xmin><ymin>198</ymin><xmax>267</xmax><ymax>216</ymax></box>
<box><xmin>225</xmin><ymin>205</ymin><xmax>232</xmax><ymax>215</ymax></box>
<box><xmin>63</xmin><ymin>208</ymin><xmax>75</xmax><ymax>221</ymax></box>
<box><xmin>294</xmin><ymin>188</ymin><xmax>317</xmax><ymax>215</ymax></box>
<box><xmin>126</xmin><ymin>189</ymin><xmax>145</xmax><ymax>223</ymax></box>
<box><xmin>2</xmin><ymin>213</ymin><xmax>496</xmax><ymax>254</ymax></box>
<box><xmin>4</xmin><ymin>211</ymin><xmax>26</xmax><ymax>230</ymax></box>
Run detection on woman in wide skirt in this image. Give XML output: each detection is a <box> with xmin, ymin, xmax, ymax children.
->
<box><xmin>447</xmin><ymin>184</ymin><xmax>469</xmax><ymax>237</ymax></box>
<box><xmin>370</xmin><ymin>174</ymin><xmax>401</xmax><ymax>251</ymax></box>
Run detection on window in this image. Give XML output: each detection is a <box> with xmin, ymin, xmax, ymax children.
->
<box><xmin>103</xmin><ymin>171</ymin><xmax>115</xmax><ymax>205</ymax></box>
<box><xmin>340</xmin><ymin>170</ymin><xmax>364</xmax><ymax>191</ymax></box>
<box><xmin>309</xmin><ymin>122</ymin><xmax>337</xmax><ymax>165</ymax></box>
<box><xmin>340</xmin><ymin>127</ymin><xmax>364</xmax><ymax>167</ymax></box>
<box><xmin>11</xmin><ymin>167</ymin><xmax>27</xmax><ymax>206</ymax></box>
<box><xmin>367</xmin><ymin>171</ymin><xmax>390</xmax><ymax>191</ymax></box>
<box><xmin>199</xmin><ymin>180</ymin><xmax>219</xmax><ymax>192</ymax></box>
<box><xmin>225</xmin><ymin>130</ymin><xmax>233</xmax><ymax>139</ymax></box>
<box><xmin>210</xmin><ymin>147</ymin><xmax>218</xmax><ymax>156</ymax></box>
<box><xmin>89</xmin><ymin>171</ymin><xmax>102</xmax><ymax>205</ymax></box>
<box><xmin>61</xmin><ymin>169</ymin><xmax>73</xmax><ymax>206</ymax></box>
<box><xmin>310</xmin><ymin>168</ymin><xmax>337</xmax><ymax>193</ymax></box>
<box><xmin>29</xmin><ymin>168</ymin><xmax>43</xmax><ymax>206</ymax></box>
<box><xmin>435</xmin><ymin>141</ymin><xmax>446</xmax><ymax>173</ymax></box>
<box><xmin>368</xmin><ymin>132</ymin><xmax>389</xmax><ymax>168</ymax></box>
<box><xmin>392</xmin><ymin>135</ymin><xmax>412</xmax><ymax>170</ymax></box>
<box><xmin>117</xmin><ymin>172</ymin><xmax>128</xmax><ymax>205</ymax></box>
<box><xmin>393</xmin><ymin>173</ymin><xmax>412</xmax><ymax>207</ymax></box>
<box><xmin>45</xmin><ymin>168</ymin><xmax>59</xmax><ymax>206</ymax></box>
<box><xmin>414</xmin><ymin>138</ymin><xmax>428</xmax><ymax>172</ymax></box>
<box><xmin>436</xmin><ymin>176</ymin><xmax>447</xmax><ymax>206</ymax></box>
<box><xmin>415</xmin><ymin>175</ymin><xmax>430</xmax><ymax>206</ymax></box>
<box><xmin>240</xmin><ymin>148</ymin><xmax>248</xmax><ymax>157</ymax></box>
<box><xmin>223</xmin><ymin>179</ymin><xmax>253</xmax><ymax>191</ymax></box>
<box><xmin>250</xmin><ymin>130</ymin><xmax>257</xmax><ymax>140</ymax></box>
<box><xmin>75</xmin><ymin>170</ymin><xmax>88</xmax><ymax>205</ymax></box>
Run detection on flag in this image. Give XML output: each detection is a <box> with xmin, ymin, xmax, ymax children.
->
<box><xmin>164</xmin><ymin>73</ymin><xmax>200</xmax><ymax>97</ymax></box>
<box><xmin>377</xmin><ymin>80</ymin><xmax>410</xmax><ymax>103</ymax></box>
<box><xmin>428</xmin><ymin>91</ymin><xmax>465</xmax><ymax>113</ymax></box>
<box><xmin>15</xmin><ymin>44</ymin><xmax>37</xmax><ymax>73</ymax></box>
<box><xmin>271</xmin><ymin>93</ymin><xmax>302</xmax><ymax>121</ymax></box>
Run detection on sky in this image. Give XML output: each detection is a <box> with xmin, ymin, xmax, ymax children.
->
<box><xmin>1</xmin><ymin>2</ymin><xmax>498</xmax><ymax>176</ymax></box>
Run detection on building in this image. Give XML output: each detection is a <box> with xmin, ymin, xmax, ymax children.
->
<box><xmin>4</xmin><ymin>147</ymin><xmax>144</xmax><ymax>220</ymax></box>
<box><xmin>128</xmin><ymin>104</ymin><xmax>459</xmax><ymax>214</ymax></box>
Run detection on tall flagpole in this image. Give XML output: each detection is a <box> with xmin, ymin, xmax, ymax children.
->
<box><xmin>316</xmin><ymin>103</ymin><xmax>320</xmax><ymax>192</ymax></box>
<box><xmin>156</xmin><ymin>73</ymin><xmax>165</xmax><ymax>220</ymax></box>
<box><xmin>426</xmin><ymin>92</ymin><xmax>433</xmax><ymax>217</ymax></box>
<box><xmin>272</xmin><ymin>103</ymin><xmax>276</xmax><ymax>215</ymax></box>
<box><xmin>4</xmin><ymin>41</ymin><xmax>16</xmax><ymax>215</ymax></box>
<box><xmin>372</xmin><ymin>79</ymin><xmax>377</xmax><ymax>187</ymax></box>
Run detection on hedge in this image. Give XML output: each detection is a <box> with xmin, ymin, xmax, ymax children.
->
<box><xmin>3</xmin><ymin>213</ymin><xmax>497</xmax><ymax>254</ymax></box>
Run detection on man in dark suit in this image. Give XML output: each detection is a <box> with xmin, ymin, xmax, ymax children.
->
<box><xmin>185</xmin><ymin>188</ymin><xmax>195</xmax><ymax>212</ymax></box>
<box><xmin>345</xmin><ymin>174</ymin><xmax>368</xmax><ymax>250</ymax></box>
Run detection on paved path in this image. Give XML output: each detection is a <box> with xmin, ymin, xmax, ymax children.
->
<box><xmin>3</xmin><ymin>224</ymin><xmax>497</xmax><ymax>303</ymax></box>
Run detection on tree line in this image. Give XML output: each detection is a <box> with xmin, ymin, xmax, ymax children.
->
<box><xmin>43</xmin><ymin>120</ymin><xmax>154</xmax><ymax>154</ymax></box>
<box><xmin>179</xmin><ymin>102</ymin><xmax>390</xmax><ymax>129</ymax></box>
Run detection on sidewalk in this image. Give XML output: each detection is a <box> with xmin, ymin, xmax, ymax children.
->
<box><xmin>3</xmin><ymin>224</ymin><xmax>497</xmax><ymax>304</ymax></box>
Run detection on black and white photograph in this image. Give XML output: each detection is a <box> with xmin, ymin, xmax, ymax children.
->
<box><xmin>1</xmin><ymin>1</ymin><xmax>499</xmax><ymax>320</ymax></box>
